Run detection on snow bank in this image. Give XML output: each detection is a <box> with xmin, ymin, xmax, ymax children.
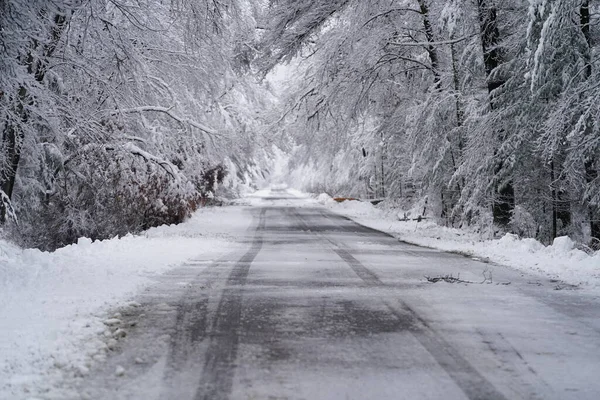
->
<box><xmin>0</xmin><ymin>206</ymin><xmax>252</xmax><ymax>399</ymax></box>
<box><xmin>331</xmin><ymin>199</ymin><xmax>378</xmax><ymax>216</ymax></box>
<box><xmin>316</xmin><ymin>192</ymin><xmax>335</xmax><ymax>204</ymax></box>
<box><xmin>319</xmin><ymin>198</ymin><xmax>600</xmax><ymax>288</ymax></box>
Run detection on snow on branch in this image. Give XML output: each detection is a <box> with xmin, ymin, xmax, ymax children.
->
<box><xmin>1</xmin><ymin>189</ymin><xmax>18</xmax><ymax>224</ymax></box>
<box><xmin>63</xmin><ymin>142</ymin><xmax>182</xmax><ymax>182</ymax></box>
<box><xmin>114</xmin><ymin>106</ymin><xmax>219</xmax><ymax>137</ymax></box>
<box><xmin>388</xmin><ymin>35</ymin><xmax>473</xmax><ymax>47</ymax></box>
<box><xmin>120</xmin><ymin>142</ymin><xmax>180</xmax><ymax>181</ymax></box>
<box><xmin>362</xmin><ymin>8</ymin><xmax>423</xmax><ymax>27</ymax></box>
<box><xmin>271</xmin><ymin>88</ymin><xmax>317</xmax><ymax>127</ymax></box>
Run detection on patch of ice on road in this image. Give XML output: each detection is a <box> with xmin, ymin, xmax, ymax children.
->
<box><xmin>0</xmin><ymin>205</ymin><xmax>252</xmax><ymax>399</ymax></box>
<box><xmin>313</xmin><ymin>192</ymin><xmax>600</xmax><ymax>289</ymax></box>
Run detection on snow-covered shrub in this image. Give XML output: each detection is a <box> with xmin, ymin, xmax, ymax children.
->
<box><xmin>197</xmin><ymin>165</ymin><xmax>227</xmax><ymax>198</ymax></box>
<box><xmin>12</xmin><ymin>145</ymin><xmax>201</xmax><ymax>250</ymax></box>
<box><xmin>509</xmin><ymin>205</ymin><xmax>538</xmax><ymax>239</ymax></box>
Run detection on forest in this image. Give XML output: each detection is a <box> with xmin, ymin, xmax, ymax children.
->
<box><xmin>0</xmin><ymin>0</ymin><xmax>277</xmax><ymax>250</ymax></box>
<box><xmin>2</xmin><ymin>0</ymin><xmax>599</xmax><ymax>250</ymax></box>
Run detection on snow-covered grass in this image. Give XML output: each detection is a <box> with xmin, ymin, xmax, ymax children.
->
<box><xmin>315</xmin><ymin>193</ymin><xmax>600</xmax><ymax>289</ymax></box>
<box><xmin>0</xmin><ymin>206</ymin><xmax>252</xmax><ymax>399</ymax></box>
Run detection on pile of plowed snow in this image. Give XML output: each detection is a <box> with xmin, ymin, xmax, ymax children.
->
<box><xmin>0</xmin><ymin>206</ymin><xmax>252</xmax><ymax>399</ymax></box>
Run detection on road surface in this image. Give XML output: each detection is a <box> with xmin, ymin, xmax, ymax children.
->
<box><xmin>73</xmin><ymin>190</ymin><xmax>600</xmax><ymax>399</ymax></box>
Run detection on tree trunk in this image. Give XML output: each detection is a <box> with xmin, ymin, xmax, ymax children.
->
<box><xmin>451</xmin><ymin>42</ymin><xmax>464</xmax><ymax>129</ymax></box>
<box><xmin>477</xmin><ymin>0</ymin><xmax>503</xmax><ymax>93</ymax></box>
<box><xmin>416</xmin><ymin>0</ymin><xmax>441</xmax><ymax>89</ymax></box>
<box><xmin>477</xmin><ymin>0</ymin><xmax>514</xmax><ymax>227</ymax></box>
<box><xmin>450</xmin><ymin>39</ymin><xmax>465</xmax><ymax>192</ymax></box>
<box><xmin>586</xmin><ymin>160</ymin><xmax>600</xmax><ymax>244</ymax></box>
<box><xmin>0</xmin><ymin>86</ymin><xmax>28</xmax><ymax>222</ymax></box>
<box><xmin>0</xmin><ymin>12</ymin><xmax>68</xmax><ymax>222</ymax></box>
<box><xmin>579</xmin><ymin>0</ymin><xmax>599</xmax><ymax>244</ymax></box>
<box><xmin>581</xmin><ymin>0</ymin><xmax>592</xmax><ymax>78</ymax></box>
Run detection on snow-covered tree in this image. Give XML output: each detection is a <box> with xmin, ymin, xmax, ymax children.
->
<box><xmin>1</xmin><ymin>0</ymin><xmax>276</xmax><ymax>249</ymax></box>
<box><xmin>260</xmin><ymin>0</ymin><xmax>600</xmax><ymax>246</ymax></box>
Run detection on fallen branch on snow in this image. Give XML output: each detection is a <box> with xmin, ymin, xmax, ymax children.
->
<box><xmin>425</xmin><ymin>270</ymin><xmax>511</xmax><ymax>286</ymax></box>
<box><xmin>424</xmin><ymin>274</ymin><xmax>473</xmax><ymax>284</ymax></box>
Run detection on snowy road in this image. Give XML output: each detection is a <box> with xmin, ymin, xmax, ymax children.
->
<box><xmin>71</xmin><ymin>191</ymin><xmax>600</xmax><ymax>400</ymax></box>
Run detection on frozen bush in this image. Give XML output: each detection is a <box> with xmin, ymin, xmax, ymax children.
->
<box><xmin>510</xmin><ymin>206</ymin><xmax>538</xmax><ymax>238</ymax></box>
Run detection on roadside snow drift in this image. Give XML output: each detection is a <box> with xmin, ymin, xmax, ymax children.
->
<box><xmin>316</xmin><ymin>193</ymin><xmax>600</xmax><ymax>289</ymax></box>
<box><xmin>0</xmin><ymin>206</ymin><xmax>252</xmax><ymax>399</ymax></box>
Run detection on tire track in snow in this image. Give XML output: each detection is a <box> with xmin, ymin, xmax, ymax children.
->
<box><xmin>317</xmin><ymin>208</ymin><xmax>426</xmax><ymax>258</ymax></box>
<box><xmin>291</xmin><ymin>207</ymin><xmax>508</xmax><ymax>400</ymax></box>
<box><xmin>194</xmin><ymin>208</ymin><xmax>266</xmax><ymax>400</ymax></box>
